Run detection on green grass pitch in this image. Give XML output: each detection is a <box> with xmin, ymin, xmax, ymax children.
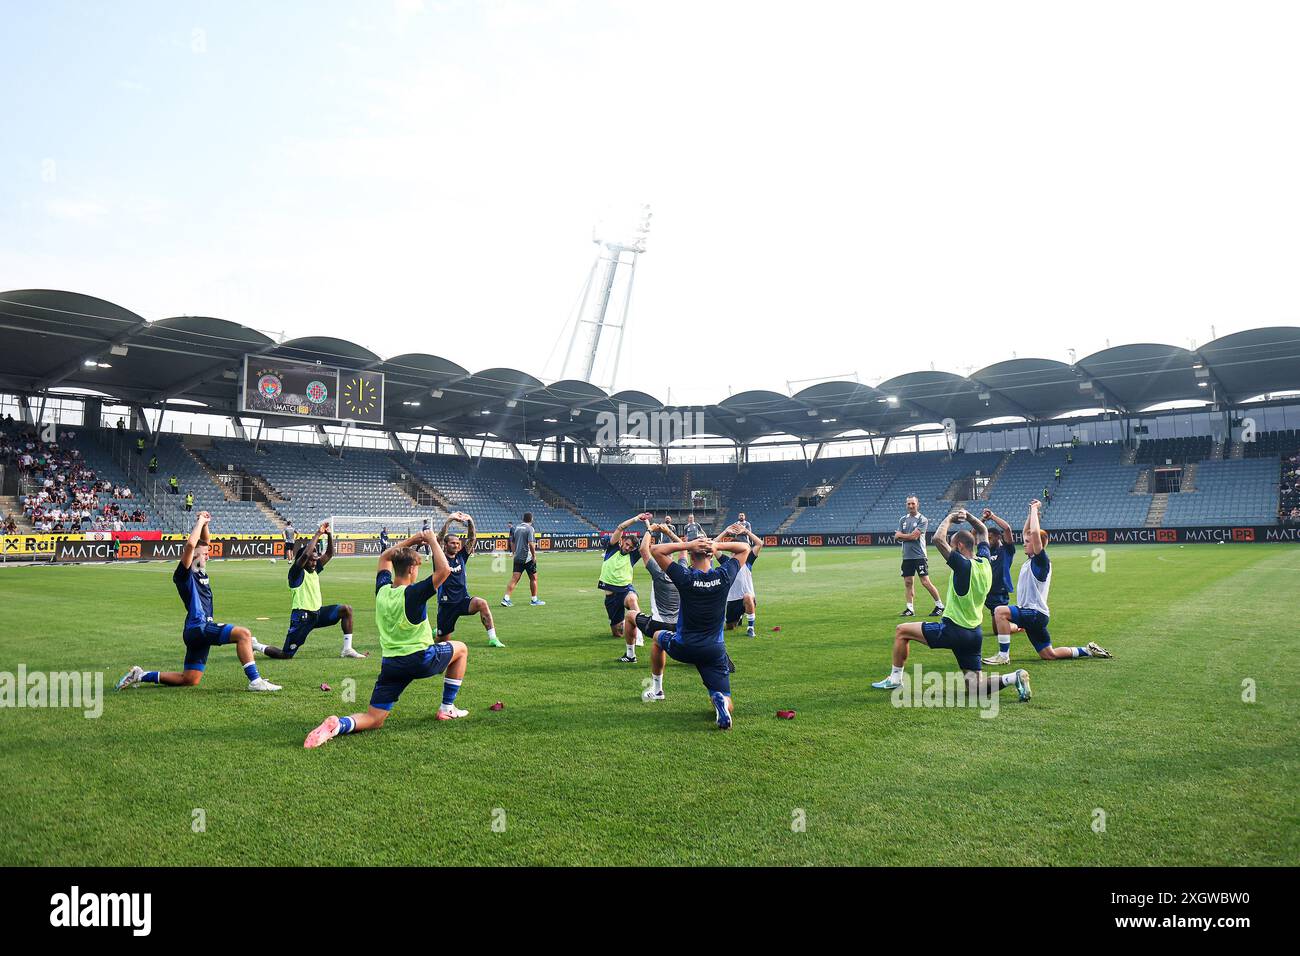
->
<box><xmin>1</xmin><ymin>544</ymin><xmax>1297</xmax><ymax>866</ymax></box>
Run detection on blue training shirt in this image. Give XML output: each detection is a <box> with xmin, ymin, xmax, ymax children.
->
<box><xmin>438</xmin><ymin>551</ymin><xmax>471</xmax><ymax>605</ymax></box>
<box><xmin>988</xmin><ymin>540</ymin><xmax>1016</xmax><ymax>595</ymax></box>
<box><xmin>665</xmin><ymin>557</ymin><xmax>739</xmax><ymax>647</ymax></box>
<box><xmin>375</xmin><ymin>570</ymin><xmax>439</xmax><ymax>626</ymax></box>
<box><xmin>173</xmin><ymin>561</ymin><xmax>214</xmax><ymax>628</ymax></box>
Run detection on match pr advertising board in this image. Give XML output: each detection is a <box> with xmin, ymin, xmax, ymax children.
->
<box><xmin>21</xmin><ymin>525</ymin><xmax>1300</xmax><ymax>563</ymax></box>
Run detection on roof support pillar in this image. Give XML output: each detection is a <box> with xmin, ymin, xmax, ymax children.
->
<box><xmin>450</xmin><ymin>437</ymin><xmax>468</xmax><ymax>457</ymax></box>
<box><xmin>229</xmin><ymin>417</ymin><xmax>248</xmax><ymax>442</ymax></box>
<box><xmin>507</xmin><ymin>443</ymin><xmax>526</xmax><ymax>464</ymax></box>
<box><xmin>130</xmin><ymin>404</ymin><xmax>153</xmax><ymax>438</ymax></box>
<box><xmin>387</xmin><ymin>430</ymin><xmax>404</xmax><ymax>454</ymax></box>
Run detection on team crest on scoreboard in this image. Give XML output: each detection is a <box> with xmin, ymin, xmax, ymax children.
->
<box><xmin>305</xmin><ymin>380</ymin><xmax>329</xmax><ymax>405</ymax></box>
<box><xmin>257</xmin><ymin>374</ymin><xmax>283</xmax><ymax>401</ymax></box>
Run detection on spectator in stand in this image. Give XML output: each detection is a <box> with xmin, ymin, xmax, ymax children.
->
<box><xmin>116</xmin><ymin>417</ymin><xmax>125</xmax><ymax>431</ymax></box>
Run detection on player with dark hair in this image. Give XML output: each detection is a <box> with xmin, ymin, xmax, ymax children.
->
<box><xmin>116</xmin><ymin>511</ymin><xmax>280</xmax><ymax>692</ymax></box>
<box><xmin>303</xmin><ymin>529</ymin><xmax>468</xmax><ymax>748</ymax></box>
<box><xmin>872</xmin><ymin>509</ymin><xmax>1031</xmax><ymax>703</ymax></box>
<box><xmin>599</xmin><ymin>512</ymin><xmax>651</xmax><ymax>638</ymax></box>
<box><xmin>437</xmin><ymin>511</ymin><xmax>503</xmax><ymax>647</ymax></box>
<box><xmin>980</xmin><ymin>507</ymin><xmax>1022</xmax><ymax>664</ymax></box>
<box><xmin>640</xmin><ymin>524</ymin><xmax>751</xmax><ymax>730</ymax></box>
<box><xmin>501</xmin><ymin>511</ymin><xmax>544</xmax><ymax>607</ymax></box>
<box><xmin>252</xmin><ymin>521</ymin><xmax>364</xmax><ymax>660</ymax></box>
<box><xmin>620</xmin><ymin>519</ymin><xmax>679</xmax><ymax>663</ymax></box>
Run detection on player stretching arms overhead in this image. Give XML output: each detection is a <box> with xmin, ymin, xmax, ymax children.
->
<box><xmin>989</xmin><ymin>500</ymin><xmax>1112</xmax><ymax>663</ymax></box>
<box><xmin>898</xmin><ymin>495</ymin><xmax>944</xmax><ymax>617</ymax></box>
<box><xmin>979</xmin><ymin>508</ymin><xmax>1022</xmax><ymax>663</ymax></box>
<box><xmin>619</xmin><ymin>520</ymin><xmax>681</xmax><ymax>663</ymax></box>
<box><xmin>641</xmin><ymin>524</ymin><xmax>750</xmax><ymax>730</ymax></box>
<box><xmin>304</xmin><ymin>530</ymin><xmax>469</xmax><ymax>748</ymax></box>
<box><xmin>872</xmin><ymin>510</ymin><xmax>1032</xmax><ymax>703</ymax></box>
<box><xmin>501</xmin><ymin>512</ymin><xmax>544</xmax><ymax>607</ymax></box>
<box><xmin>251</xmin><ymin>522</ymin><xmax>365</xmax><ymax>660</ymax></box>
<box><xmin>599</xmin><ymin>513</ymin><xmax>651</xmax><ymax>638</ymax></box>
<box><xmin>437</xmin><ymin>511</ymin><xmax>503</xmax><ymax>648</ymax></box>
<box><xmin>723</xmin><ymin>525</ymin><xmax>762</xmax><ymax>637</ymax></box>
<box><xmin>116</xmin><ymin>511</ymin><xmax>280</xmax><ymax>692</ymax></box>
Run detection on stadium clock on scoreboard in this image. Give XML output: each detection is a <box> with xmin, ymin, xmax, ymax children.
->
<box><xmin>240</xmin><ymin>357</ymin><xmax>384</xmax><ymax>425</ymax></box>
<box><xmin>340</xmin><ymin>371</ymin><xmax>384</xmax><ymax>425</ymax></box>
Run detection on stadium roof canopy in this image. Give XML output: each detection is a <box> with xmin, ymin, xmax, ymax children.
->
<box><xmin>2</xmin><ymin>289</ymin><xmax>1298</xmax><ymax>445</ymax></box>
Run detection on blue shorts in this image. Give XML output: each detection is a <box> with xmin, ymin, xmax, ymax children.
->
<box><xmin>182</xmin><ymin>620</ymin><xmax>235</xmax><ymax>671</ymax></box>
<box><xmin>1010</xmin><ymin>606</ymin><xmax>1052</xmax><ymax>651</ymax></box>
<box><xmin>601</xmin><ymin>586</ymin><xmax>635</xmax><ymax>625</ymax></box>
<box><xmin>282</xmin><ymin>605</ymin><xmax>344</xmax><ymax>656</ymax></box>
<box><xmin>369</xmin><ymin>643</ymin><xmax>456</xmax><ymax>711</ymax></box>
<box><xmin>985</xmin><ymin>591</ymin><xmax>1010</xmax><ymax>612</ymax></box>
<box><xmin>655</xmin><ymin>631</ymin><xmax>731</xmax><ymax>696</ymax></box>
<box><xmin>437</xmin><ymin>596</ymin><xmax>476</xmax><ymax>637</ymax></box>
<box><xmin>921</xmin><ymin>619</ymin><xmax>985</xmax><ymax>672</ymax></box>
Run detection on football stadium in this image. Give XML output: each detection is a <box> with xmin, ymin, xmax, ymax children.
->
<box><xmin>0</xmin><ymin>0</ymin><xmax>1296</xmax><ymax>931</ymax></box>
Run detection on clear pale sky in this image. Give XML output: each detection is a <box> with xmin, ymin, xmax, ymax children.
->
<box><xmin>2</xmin><ymin>0</ymin><xmax>1297</xmax><ymax>406</ymax></box>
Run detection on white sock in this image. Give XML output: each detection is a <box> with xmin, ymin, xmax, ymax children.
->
<box><xmin>342</xmin><ymin>633</ymin><xmax>353</xmax><ymax>652</ymax></box>
<box><xmin>1000</xmin><ymin>672</ymin><xmax>1017</xmax><ymax>686</ymax></box>
<box><xmin>935</xmin><ymin>600</ymin><xmax>944</xmax><ymax>608</ymax></box>
<box><xmin>746</xmin><ymin>614</ymin><xmax>755</xmax><ymax>625</ymax></box>
<box><xmin>626</xmin><ymin>644</ymin><xmax>636</xmax><ymax>657</ymax></box>
<box><xmin>906</xmin><ymin>602</ymin><xmax>914</xmax><ymax>611</ymax></box>
<box><xmin>890</xmin><ymin>664</ymin><xmax>905</xmax><ymax>678</ymax></box>
<box><xmin>652</xmin><ymin>673</ymin><xmax>663</xmax><ymax>693</ymax></box>
<box><xmin>1070</xmin><ymin>646</ymin><xmax>1081</xmax><ymax>658</ymax></box>
<box><xmin>487</xmin><ymin>627</ymin><xmax>497</xmax><ymax>639</ymax></box>
<box><xmin>250</xmin><ymin>637</ymin><xmax>267</xmax><ymax>653</ymax></box>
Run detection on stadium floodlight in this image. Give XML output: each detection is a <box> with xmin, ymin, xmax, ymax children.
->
<box><xmin>402</xmin><ymin>400</ymin><xmax>421</xmax><ymax>407</ymax></box>
<box><xmin>561</xmin><ymin>204</ymin><xmax>652</xmax><ymax>392</ymax></box>
<box><xmin>821</xmin><ymin>418</ymin><xmax>838</xmax><ymax>424</ymax></box>
<box><xmin>885</xmin><ymin>395</ymin><xmax>899</xmax><ymax>406</ymax></box>
<box><xmin>83</xmin><ymin>359</ymin><xmax>97</xmax><ymax>367</ymax></box>
<box><xmin>543</xmin><ymin>417</ymin><xmax>559</xmax><ymax>423</ymax></box>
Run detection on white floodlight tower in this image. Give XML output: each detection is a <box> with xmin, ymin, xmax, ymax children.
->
<box><xmin>562</xmin><ymin>204</ymin><xmax>652</xmax><ymax>392</ymax></box>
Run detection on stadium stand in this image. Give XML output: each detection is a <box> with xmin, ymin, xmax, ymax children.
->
<box><xmin>1162</xmin><ymin>458</ymin><xmax>1280</xmax><ymax>527</ymax></box>
<box><xmin>533</xmin><ymin>461</ymin><xmax>632</xmax><ymax>530</ymax></box>
<box><xmin>1133</xmin><ymin>436</ymin><xmax>1214</xmax><ymax>465</ymax></box>
<box><xmin>205</xmin><ymin>440</ymin><xmax>435</xmax><ymax>532</ymax></box>
<box><xmin>408</xmin><ymin>454</ymin><xmax>591</xmax><ymax>534</ymax></box>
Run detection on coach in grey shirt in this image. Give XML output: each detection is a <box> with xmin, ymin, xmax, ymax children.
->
<box><xmin>897</xmin><ymin>495</ymin><xmax>945</xmax><ymax>617</ymax></box>
<box><xmin>501</xmin><ymin>512</ymin><xmax>544</xmax><ymax>607</ymax></box>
